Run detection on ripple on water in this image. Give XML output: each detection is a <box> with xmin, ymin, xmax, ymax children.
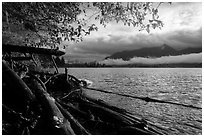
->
<box><xmin>66</xmin><ymin>68</ymin><xmax>202</xmax><ymax>135</ymax></box>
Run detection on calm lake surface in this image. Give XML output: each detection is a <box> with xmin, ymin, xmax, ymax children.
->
<box><xmin>60</xmin><ymin>68</ymin><xmax>202</xmax><ymax>135</ymax></box>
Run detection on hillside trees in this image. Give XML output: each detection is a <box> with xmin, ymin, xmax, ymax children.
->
<box><xmin>2</xmin><ymin>2</ymin><xmax>169</xmax><ymax>49</ymax></box>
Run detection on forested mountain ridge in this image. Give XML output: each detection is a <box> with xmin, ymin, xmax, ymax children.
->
<box><xmin>105</xmin><ymin>44</ymin><xmax>202</xmax><ymax>60</ymax></box>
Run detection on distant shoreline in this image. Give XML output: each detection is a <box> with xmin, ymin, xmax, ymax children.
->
<box><xmin>60</xmin><ymin>63</ymin><xmax>202</xmax><ymax>68</ymax></box>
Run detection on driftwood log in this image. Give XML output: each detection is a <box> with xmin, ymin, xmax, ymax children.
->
<box><xmin>2</xmin><ymin>44</ymin><xmax>169</xmax><ymax>135</ymax></box>
<box><xmin>2</xmin><ymin>59</ymin><xmax>166</xmax><ymax>135</ymax></box>
<box><xmin>30</xmin><ymin>77</ymin><xmax>75</xmax><ymax>135</ymax></box>
<box><xmin>2</xmin><ymin>60</ymin><xmax>35</xmax><ymax>112</ymax></box>
<box><xmin>56</xmin><ymin>101</ymin><xmax>90</xmax><ymax>135</ymax></box>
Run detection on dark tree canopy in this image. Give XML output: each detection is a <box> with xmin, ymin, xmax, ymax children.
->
<box><xmin>2</xmin><ymin>2</ymin><xmax>170</xmax><ymax>49</ymax></box>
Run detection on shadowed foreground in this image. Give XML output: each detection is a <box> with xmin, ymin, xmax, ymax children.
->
<box><xmin>2</xmin><ymin>45</ymin><xmax>167</xmax><ymax>135</ymax></box>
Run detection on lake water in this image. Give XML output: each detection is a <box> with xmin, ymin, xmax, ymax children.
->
<box><xmin>59</xmin><ymin>68</ymin><xmax>202</xmax><ymax>135</ymax></box>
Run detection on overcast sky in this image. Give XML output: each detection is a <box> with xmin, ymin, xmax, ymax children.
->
<box><xmin>63</xmin><ymin>2</ymin><xmax>202</xmax><ymax>63</ymax></box>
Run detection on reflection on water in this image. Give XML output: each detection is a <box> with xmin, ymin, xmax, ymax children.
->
<box><xmin>60</xmin><ymin>68</ymin><xmax>202</xmax><ymax>135</ymax></box>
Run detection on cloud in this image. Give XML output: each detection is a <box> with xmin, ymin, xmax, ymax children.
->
<box><xmin>158</xmin><ymin>2</ymin><xmax>202</xmax><ymax>32</ymax></box>
<box><xmin>164</xmin><ymin>28</ymin><xmax>202</xmax><ymax>49</ymax></box>
<box><xmin>65</xmin><ymin>52</ymin><xmax>106</xmax><ymax>63</ymax></box>
<box><xmin>66</xmin><ymin>27</ymin><xmax>201</xmax><ymax>56</ymax></box>
<box><xmin>64</xmin><ymin>2</ymin><xmax>202</xmax><ymax>62</ymax></box>
<box><xmin>100</xmin><ymin>53</ymin><xmax>202</xmax><ymax>65</ymax></box>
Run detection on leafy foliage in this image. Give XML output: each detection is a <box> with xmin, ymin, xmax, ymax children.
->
<box><xmin>2</xmin><ymin>2</ymin><xmax>170</xmax><ymax>49</ymax></box>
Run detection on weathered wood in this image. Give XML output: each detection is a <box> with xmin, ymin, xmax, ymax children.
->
<box><xmin>83</xmin><ymin>91</ymin><xmax>128</xmax><ymax>113</ymax></box>
<box><xmin>3</xmin><ymin>44</ymin><xmax>65</xmax><ymax>56</ymax></box>
<box><xmin>2</xmin><ymin>60</ymin><xmax>35</xmax><ymax>112</ymax></box>
<box><xmin>79</xmin><ymin>99</ymin><xmax>133</xmax><ymax>126</ymax></box>
<box><xmin>83</xmin><ymin>89</ymin><xmax>165</xmax><ymax>134</ymax></box>
<box><xmin>56</xmin><ymin>101</ymin><xmax>91</xmax><ymax>135</ymax></box>
<box><xmin>31</xmin><ymin>54</ymin><xmax>38</xmax><ymax>66</ymax></box>
<box><xmin>30</xmin><ymin>78</ymin><xmax>75</xmax><ymax>135</ymax></box>
<box><xmin>2</xmin><ymin>104</ymin><xmax>30</xmax><ymax>125</ymax></box>
<box><xmin>81</xmin><ymin>93</ymin><xmax>154</xmax><ymax>131</ymax></box>
<box><xmin>59</xmin><ymin>101</ymin><xmax>90</xmax><ymax>119</ymax></box>
<box><xmin>117</xmin><ymin>126</ymin><xmax>154</xmax><ymax>135</ymax></box>
<box><xmin>45</xmin><ymin>74</ymin><xmax>75</xmax><ymax>93</ymax></box>
<box><xmin>83</xmin><ymin>92</ymin><xmax>141</xmax><ymax>124</ymax></box>
<box><xmin>29</xmin><ymin>70</ymin><xmax>54</xmax><ymax>77</ymax></box>
<box><xmin>28</xmin><ymin>74</ymin><xmax>47</xmax><ymax>91</ymax></box>
<box><xmin>10</xmin><ymin>56</ymin><xmax>33</xmax><ymax>61</ymax></box>
<box><xmin>51</xmin><ymin>55</ymin><xmax>59</xmax><ymax>73</ymax></box>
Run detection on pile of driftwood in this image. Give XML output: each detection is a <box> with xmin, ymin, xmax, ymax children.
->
<box><xmin>2</xmin><ymin>60</ymin><xmax>167</xmax><ymax>135</ymax></box>
<box><xmin>2</xmin><ymin>45</ymin><xmax>168</xmax><ymax>135</ymax></box>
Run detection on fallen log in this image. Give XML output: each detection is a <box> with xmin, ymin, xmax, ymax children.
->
<box><xmin>79</xmin><ymin>99</ymin><xmax>134</xmax><ymax>126</ymax></box>
<box><xmin>83</xmin><ymin>92</ymin><xmax>144</xmax><ymax>124</ymax></box>
<box><xmin>117</xmin><ymin>126</ymin><xmax>154</xmax><ymax>135</ymax></box>
<box><xmin>56</xmin><ymin>101</ymin><xmax>90</xmax><ymax>135</ymax></box>
<box><xmin>2</xmin><ymin>60</ymin><xmax>35</xmax><ymax>112</ymax></box>
<box><xmin>83</xmin><ymin>91</ymin><xmax>127</xmax><ymax>113</ymax></box>
<box><xmin>83</xmin><ymin>89</ymin><xmax>166</xmax><ymax>134</ymax></box>
<box><xmin>45</xmin><ymin>74</ymin><xmax>75</xmax><ymax>93</ymax></box>
<box><xmin>2</xmin><ymin>104</ymin><xmax>31</xmax><ymax>135</ymax></box>
<box><xmin>30</xmin><ymin>78</ymin><xmax>75</xmax><ymax>135</ymax></box>
<box><xmin>58</xmin><ymin>101</ymin><xmax>90</xmax><ymax>119</ymax></box>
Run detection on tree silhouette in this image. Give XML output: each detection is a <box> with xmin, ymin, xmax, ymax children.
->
<box><xmin>2</xmin><ymin>2</ymin><xmax>169</xmax><ymax>49</ymax></box>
